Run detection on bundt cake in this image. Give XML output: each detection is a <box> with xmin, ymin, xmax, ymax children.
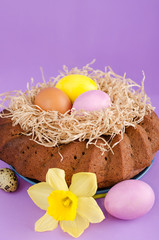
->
<box><xmin>0</xmin><ymin>110</ymin><xmax>159</xmax><ymax>188</ymax></box>
<box><xmin>0</xmin><ymin>64</ymin><xmax>159</xmax><ymax>189</ymax></box>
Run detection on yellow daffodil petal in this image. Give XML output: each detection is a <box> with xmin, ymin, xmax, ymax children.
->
<box><xmin>69</xmin><ymin>172</ymin><xmax>97</xmax><ymax>197</ymax></box>
<box><xmin>35</xmin><ymin>212</ymin><xmax>58</xmax><ymax>232</ymax></box>
<box><xmin>60</xmin><ymin>213</ymin><xmax>89</xmax><ymax>238</ymax></box>
<box><xmin>46</xmin><ymin>168</ymin><xmax>68</xmax><ymax>191</ymax></box>
<box><xmin>27</xmin><ymin>182</ymin><xmax>53</xmax><ymax>210</ymax></box>
<box><xmin>77</xmin><ymin>197</ymin><xmax>105</xmax><ymax>223</ymax></box>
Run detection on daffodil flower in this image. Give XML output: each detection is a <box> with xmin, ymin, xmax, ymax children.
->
<box><xmin>27</xmin><ymin>168</ymin><xmax>105</xmax><ymax>238</ymax></box>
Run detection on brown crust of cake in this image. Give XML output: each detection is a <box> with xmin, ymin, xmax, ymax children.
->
<box><xmin>0</xmin><ymin>111</ymin><xmax>159</xmax><ymax>188</ymax></box>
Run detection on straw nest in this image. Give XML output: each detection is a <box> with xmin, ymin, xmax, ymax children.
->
<box><xmin>0</xmin><ymin>61</ymin><xmax>154</xmax><ymax>154</ymax></box>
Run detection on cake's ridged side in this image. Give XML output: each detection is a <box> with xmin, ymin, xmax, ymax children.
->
<box><xmin>95</xmin><ymin>134</ymin><xmax>134</xmax><ymax>188</ymax></box>
<box><xmin>139</xmin><ymin>112</ymin><xmax>159</xmax><ymax>154</ymax></box>
<box><xmin>126</xmin><ymin>125</ymin><xmax>152</xmax><ymax>170</ymax></box>
<box><xmin>0</xmin><ymin>117</ymin><xmax>22</xmax><ymax>151</ymax></box>
<box><xmin>0</xmin><ymin>111</ymin><xmax>159</xmax><ymax>189</ymax></box>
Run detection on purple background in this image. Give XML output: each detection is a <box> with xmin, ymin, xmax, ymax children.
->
<box><xmin>0</xmin><ymin>0</ymin><xmax>159</xmax><ymax>240</ymax></box>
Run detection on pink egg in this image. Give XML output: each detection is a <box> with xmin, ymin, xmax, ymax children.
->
<box><xmin>104</xmin><ymin>180</ymin><xmax>155</xmax><ymax>220</ymax></box>
<box><xmin>72</xmin><ymin>90</ymin><xmax>111</xmax><ymax>112</ymax></box>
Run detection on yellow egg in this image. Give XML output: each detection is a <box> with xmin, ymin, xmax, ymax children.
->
<box><xmin>34</xmin><ymin>87</ymin><xmax>72</xmax><ymax>114</ymax></box>
<box><xmin>55</xmin><ymin>74</ymin><xmax>97</xmax><ymax>103</ymax></box>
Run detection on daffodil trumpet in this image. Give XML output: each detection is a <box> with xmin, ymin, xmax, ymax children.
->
<box><xmin>27</xmin><ymin>168</ymin><xmax>105</xmax><ymax>238</ymax></box>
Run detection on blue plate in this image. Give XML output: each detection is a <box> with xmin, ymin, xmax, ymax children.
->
<box><xmin>10</xmin><ymin>158</ymin><xmax>154</xmax><ymax>199</ymax></box>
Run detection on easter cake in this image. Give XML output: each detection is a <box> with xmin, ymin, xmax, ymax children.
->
<box><xmin>0</xmin><ymin>63</ymin><xmax>159</xmax><ymax>189</ymax></box>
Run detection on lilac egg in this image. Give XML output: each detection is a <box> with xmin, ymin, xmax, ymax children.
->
<box><xmin>72</xmin><ymin>90</ymin><xmax>111</xmax><ymax>112</ymax></box>
<box><xmin>104</xmin><ymin>180</ymin><xmax>155</xmax><ymax>220</ymax></box>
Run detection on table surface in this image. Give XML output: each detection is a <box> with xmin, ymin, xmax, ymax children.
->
<box><xmin>0</xmin><ymin>1</ymin><xmax>159</xmax><ymax>240</ymax></box>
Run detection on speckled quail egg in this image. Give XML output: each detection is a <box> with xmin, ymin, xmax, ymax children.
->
<box><xmin>0</xmin><ymin>168</ymin><xmax>18</xmax><ymax>192</ymax></box>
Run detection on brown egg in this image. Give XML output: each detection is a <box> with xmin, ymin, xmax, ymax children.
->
<box><xmin>34</xmin><ymin>87</ymin><xmax>72</xmax><ymax>114</ymax></box>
